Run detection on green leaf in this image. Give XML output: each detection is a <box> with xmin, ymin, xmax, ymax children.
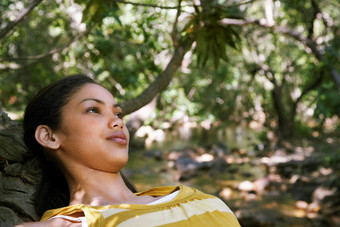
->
<box><xmin>81</xmin><ymin>0</ymin><xmax>119</xmax><ymax>24</ymax></box>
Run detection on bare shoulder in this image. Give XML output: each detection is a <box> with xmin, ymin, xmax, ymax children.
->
<box><xmin>15</xmin><ymin>218</ymin><xmax>82</xmax><ymax>227</ymax></box>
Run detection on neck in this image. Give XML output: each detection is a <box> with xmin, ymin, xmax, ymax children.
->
<box><xmin>65</xmin><ymin>169</ymin><xmax>137</xmax><ymax>206</ymax></box>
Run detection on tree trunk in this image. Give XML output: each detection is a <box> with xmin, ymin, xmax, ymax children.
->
<box><xmin>0</xmin><ymin>103</ymin><xmax>40</xmax><ymax>226</ymax></box>
<box><xmin>271</xmin><ymin>85</ymin><xmax>294</xmax><ymax>139</ymax></box>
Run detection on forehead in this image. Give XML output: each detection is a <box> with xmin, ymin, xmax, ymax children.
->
<box><xmin>68</xmin><ymin>83</ymin><xmax>117</xmax><ymax>104</ymax></box>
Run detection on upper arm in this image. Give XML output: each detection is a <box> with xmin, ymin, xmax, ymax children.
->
<box><xmin>15</xmin><ymin>218</ymin><xmax>82</xmax><ymax>227</ymax></box>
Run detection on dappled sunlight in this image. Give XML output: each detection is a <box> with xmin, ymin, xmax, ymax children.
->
<box><xmin>260</xmin><ymin>145</ymin><xmax>315</xmax><ymax>166</ymax></box>
<box><xmin>326</xmin><ymin>137</ymin><xmax>335</xmax><ymax>144</ymax></box>
<box><xmin>319</xmin><ymin>167</ymin><xmax>333</xmax><ymax>176</ymax></box>
<box><xmin>2</xmin><ymin>109</ymin><xmax>23</xmax><ymax>120</ymax></box>
<box><xmin>200</xmin><ymin>119</ymin><xmax>213</xmax><ymax>130</ymax></box>
<box><xmin>323</xmin><ymin>116</ymin><xmax>339</xmax><ymax>131</ymax></box>
<box><xmin>118</xmin><ymin>204</ymin><xmax>132</xmax><ymax>209</ymax></box>
<box><xmin>1</xmin><ymin>0</ymin><xmax>339</xmax><ymax>226</ymax></box>
<box><xmin>0</xmin><ymin>62</ymin><xmax>20</xmax><ymax>70</ymax></box>
<box><xmin>135</xmin><ymin>126</ymin><xmax>166</xmax><ymax>147</ymax></box>
<box><xmin>178</xmin><ymin>121</ymin><xmax>193</xmax><ymax>142</ymax></box>
<box><xmin>66</xmin><ymin>3</ymin><xmax>86</xmax><ymax>32</ymax></box>
<box><xmin>126</xmin><ymin>122</ymin><xmax>340</xmax><ymax>226</ymax></box>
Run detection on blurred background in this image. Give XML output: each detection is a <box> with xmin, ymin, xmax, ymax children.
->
<box><xmin>0</xmin><ymin>0</ymin><xmax>339</xmax><ymax>226</ymax></box>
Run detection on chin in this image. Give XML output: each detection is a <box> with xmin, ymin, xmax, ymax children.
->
<box><xmin>112</xmin><ymin>159</ymin><xmax>129</xmax><ymax>171</ymax></box>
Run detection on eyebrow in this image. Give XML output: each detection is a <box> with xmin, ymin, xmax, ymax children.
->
<box><xmin>80</xmin><ymin>98</ymin><xmax>121</xmax><ymax>108</ymax></box>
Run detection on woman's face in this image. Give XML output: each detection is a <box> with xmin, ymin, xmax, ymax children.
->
<box><xmin>53</xmin><ymin>83</ymin><xmax>130</xmax><ymax>173</ymax></box>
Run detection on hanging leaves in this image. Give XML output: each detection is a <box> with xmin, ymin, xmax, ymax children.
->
<box><xmin>183</xmin><ymin>2</ymin><xmax>242</xmax><ymax>67</ymax></box>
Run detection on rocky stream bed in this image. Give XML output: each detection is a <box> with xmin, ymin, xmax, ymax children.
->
<box><xmin>125</xmin><ymin>135</ymin><xmax>340</xmax><ymax>227</ymax></box>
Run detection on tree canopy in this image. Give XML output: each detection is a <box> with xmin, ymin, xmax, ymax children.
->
<box><xmin>0</xmin><ymin>0</ymin><xmax>339</xmax><ymax>137</ymax></box>
<box><xmin>1</xmin><ymin>1</ymin><xmax>340</xmax><ymax>225</ymax></box>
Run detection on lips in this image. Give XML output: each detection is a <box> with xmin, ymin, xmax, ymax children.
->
<box><xmin>106</xmin><ymin>131</ymin><xmax>127</xmax><ymax>146</ymax></box>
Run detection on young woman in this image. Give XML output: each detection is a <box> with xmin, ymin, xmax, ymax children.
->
<box><xmin>17</xmin><ymin>75</ymin><xmax>240</xmax><ymax>227</ymax></box>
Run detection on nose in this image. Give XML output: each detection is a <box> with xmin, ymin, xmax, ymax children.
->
<box><xmin>109</xmin><ymin>115</ymin><xmax>124</xmax><ymax>129</ymax></box>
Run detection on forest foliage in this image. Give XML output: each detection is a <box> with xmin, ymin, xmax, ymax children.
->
<box><xmin>1</xmin><ymin>2</ymin><xmax>340</xmax><ymax>226</ymax></box>
<box><xmin>0</xmin><ymin>0</ymin><xmax>339</xmax><ymax>138</ymax></box>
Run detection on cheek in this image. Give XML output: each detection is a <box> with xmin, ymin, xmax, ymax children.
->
<box><xmin>64</xmin><ymin>116</ymin><xmax>96</xmax><ymax>133</ymax></box>
<box><xmin>57</xmin><ymin>121</ymin><xmax>95</xmax><ymax>147</ymax></box>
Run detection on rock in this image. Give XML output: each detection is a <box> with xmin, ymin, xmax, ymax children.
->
<box><xmin>212</xmin><ymin>143</ymin><xmax>229</xmax><ymax>157</ymax></box>
<box><xmin>219</xmin><ymin>188</ymin><xmax>233</xmax><ymax>200</ymax></box>
<box><xmin>296</xmin><ymin>200</ymin><xmax>308</xmax><ymax>210</ymax></box>
<box><xmin>236</xmin><ymin>208</ymin><xmax>281</xmax><ymax>226</ymax></box>
<box><xmin>240</xmin><ymin>171</ymin><xmax>253</xmax><ymax>178</ymax></box>
<box><xmin>241</xmin><ymin>191</ymin><xmax>257</xmax><ymax>201</ymax></box>
<box><xmin>174</xmin><ymin>157</ymin><xmax>199</xmax><ymax>181</ymax></box>
<box><xmin>144</xmin><ymin>149</ymin><xmax>163</xmax><ymax>161</ymax></box>
<box><xmin>238</xmin><ymin>180</ymin><xmax>255</xmax><ymax>191</ymax></box>
<box><xmin>167</xmin><ymin>151</ymin><xmax>181</xmax><ymax>161</ymax></box>
<box><xmin>319</xmin><ymin>194</ymin><xmax>340</xmax><ymax>226</ymax></box>
<box><xmin>195</xmin><ymin>154</ymin><xmax>214</xmax><ymax>162</ymax></box>
<box><xmin>312</xmin><ymin>185</ymin><xmax>337</xmax><ymax>204</ymax></box>
<box><xmin>253</xmin><ymin>177</ymin><xmax>270</xmax><ymax>194</ymax></box>
<box><xmin>307</xmin><ymin>202</ymin><xmax>320</xmax><ymax>213</ymax></box>
<box><xmin>211</xmin><ymin>157</ymin><xmax>228</xmax><ymax>171</ymax></box>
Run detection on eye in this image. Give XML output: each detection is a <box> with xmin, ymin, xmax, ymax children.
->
<box><xmin>86</xmin><ymin>107</ymin><xmax>100</xmax><ymax>114</ymax></box>
<box><xmin>116</xmin><ymin>112</ymin><xmax>123</xmax><ymax>119</ymax></box>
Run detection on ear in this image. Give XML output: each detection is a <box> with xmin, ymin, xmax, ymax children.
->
<box><xmin>35</xmin><ymin>125</ymin><xmax>60</xmax><ymax>150</ymax></box>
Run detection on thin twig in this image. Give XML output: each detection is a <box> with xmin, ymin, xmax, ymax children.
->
<box><xmin>0</xmin><ymin>0</ymin><xmax>43</xmax><ymax>40</ymax></box>
<box><xmin>111</xmin><ymin>0</ymin><xmax>179</xmax><ymax>9</ymax></box>
<box><xmin>219</xmin><ymin>0</ymin><xmax>255</xmax><ymax>8</ymax></box>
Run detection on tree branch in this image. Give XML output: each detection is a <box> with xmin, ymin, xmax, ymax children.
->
<box><xmin>297</xmin><ymin>70</ymin><xmax>324</xmax><ymax>105</ymax></box>
<box><xmin>220</xmin><ymin>18</ymin><xmax>260</xmax><ymax>26</ymax></box>
<box><xmin>171</xmin><ymin>0</ymin><xmax>182</xmax><ymax>47</ymax></box>
<box><xmin>0</xmin><ymin>22</ymin><xmax>97</xmax><ymax>62</ymax></box>
<box><xmin>112</xmin><ymin>0</ymin><xmax>180</xmax><ymax>9</ymax></box>
<box><xmin>0</xmin><ymin>0</ymin><xmax>43</xmax><ymax>40</ymax></box>
<box><xmin>288</xmin><ymin>69</ymin><xmax>325</xmax><ymax>122</ymax></box>
<box><xmin>120</xmin><ymin>38</ymin><xmax>194</xmax><ymax>115</ymax></box>
<box><xmin>308</xmin><ymin>0</ymin><xmax>320</xmax><ymax>39</ymax></box>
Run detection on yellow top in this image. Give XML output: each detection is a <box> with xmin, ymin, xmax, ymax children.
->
<box><xmin>41</xmin><ymin>185</ymin><xmax>240</xmax><ymax>227</ymax></box>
